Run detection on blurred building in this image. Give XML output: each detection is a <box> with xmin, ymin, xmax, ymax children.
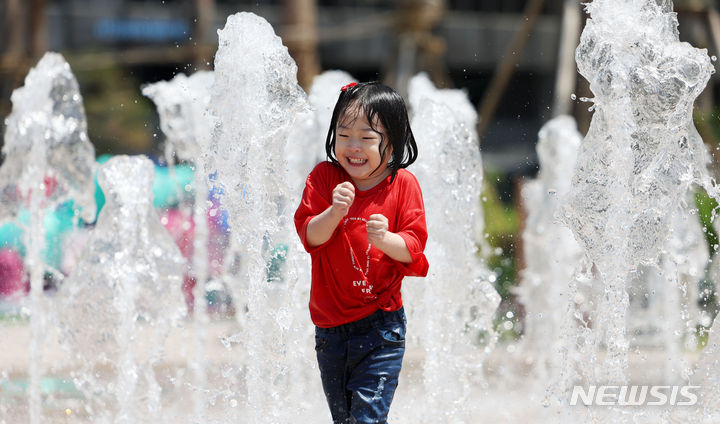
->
<box><xmin>0</xmin><ymin>0</ymin><xmax>717</xmax><ymax>172</ymax></box>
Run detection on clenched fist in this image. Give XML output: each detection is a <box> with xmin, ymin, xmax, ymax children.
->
<box><xmin>331</xmin><ymin>182</ymin><xmax>355</xmax><ymax>217</ymax></box>
<box><xmin>366</xmin><ymin>214</ymin><xmax>389</xmax><ymax>246</ymax></box>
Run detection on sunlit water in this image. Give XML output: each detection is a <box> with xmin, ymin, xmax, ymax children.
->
<box><xmin>551</xmin><ymin>0</ymin><xmax>718</xmax><ymax>422</ymax></box>
<box><xmin>2</xmin><ymin>2</ymin><xmax>720</xmax><ymax>423</ymax></box>
<box><xmin>0</xmin><ymin>52</ymin><xmax>96</xmax><ymax>424</ymax></box>
<box><xmin>142</xmin><ymin>70</ymin><xmax>215</xmax><ymax>421</ymax></box>
<box><xmin>402</xmin><ymin>72</ymin><xmax>500</xmax><ymax>422</ymax></box>
<box><xmin>58</xmin><ymin>155</ymin><xmax>186</xmax><ymax>424</ymax></box>
<box><xmin>515</xmin><ymin>115</ymin><xmax>585</xmax><ymax>387</ymax></box>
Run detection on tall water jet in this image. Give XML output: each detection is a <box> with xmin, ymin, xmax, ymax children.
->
<box><xmin>516</xmin><ymin>115</ymin><xmax>583</xmax><ymax>384</ymax></box>
<box><xmin>142</xmin><ymin>70</ymin><xmax>215</xmax><ymax>422</ymax></box>
<box><xmin>403</xmin><ymin>73</ymin><xmax>500</xmax><ymax>421</ymax></box>
<box><xmin>0</xmin><ymin>52</ymin><xmax>96</xmax><ymax>424</ymax></box>
<box><xmin>557</xmin><ymin>0</ymin><xmax>715</xmax><ymax>420</ymax></box>
<box><xmin>205</xmin><ymin>12</ymin><xmax>316</xmax><ymax>422</ymax></box>
<box><xmin>663</xmin><ymin>203</ymin><xmax>706</xmax><ymax>339</ymax></box>
<box><xmin>408</xmin><ymin>72</ymin><xmax>478</xmax><ymax>131</ymax></box>
<box><xmin>625</xmin><ymin>198</ymin><xmax>708</xmax><ymax>381</ymax></box>
<box><xmin>57</xmin><ymin>155</ymin><xmax>186</xmax><ymax>423</ymax></box>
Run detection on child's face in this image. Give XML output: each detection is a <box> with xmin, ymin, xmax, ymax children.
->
<box><xmin>335</xmin><ymin>106</ymin><xmax>392</xmax><ymax>191</ymax></box>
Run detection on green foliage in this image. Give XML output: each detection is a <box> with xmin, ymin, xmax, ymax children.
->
<box><xmin>480</xmin><ymin>169</ymin><xmax>523</xmax><ymax>341</ymax></box>
<box><xmin>696</xmin><ymin>189</ymin><xmax>719</xmax><ymax>257</ymax></box>
<box><xmin>70</xmin><ymin>59</ymin><xmax>157</xmax><ymax>156</ymax></box>
<box><xmin>481</xmin><ymin>170</ymin><xmax>520</xmax><ymax>300</ymax></box>
<box><xmin>697</xmin><ymin>324</ymin><xmax>711</xmax><ymax>351</ymax></box>
<box><xmin>481</xmin><ymin>172</ymin><xmax>520</xmax><ymax>250</ymax></box>
<box><xmin>694</xmin><ymin>106</ymin><xmax>720</xmax><ymax>142</ymax></box>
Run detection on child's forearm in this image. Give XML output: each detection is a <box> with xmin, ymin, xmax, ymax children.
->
<box><xmin>306</xmin><ymin>206</ymin><xmax>344</xmax><ymax>247</ymax></box>
<box><xmin>373</xmin><ymin>232</ymin><xmax>412</xmax><ymax>263</ymax></box>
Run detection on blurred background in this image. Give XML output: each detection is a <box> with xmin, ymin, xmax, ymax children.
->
<box><xmin>1</xmin><ymin>0</ymin><xmax>720</xmax><ymax>331</ymax></box>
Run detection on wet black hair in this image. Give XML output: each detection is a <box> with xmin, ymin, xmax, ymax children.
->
<box><xmin>325</xmin><ymin>81</ymin><xmax>418</xmax><ymax>182</ymax></box>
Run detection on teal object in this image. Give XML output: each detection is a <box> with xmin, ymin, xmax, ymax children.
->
<box><xmin>43</xmin><ymin>202</ymin><xmax>79</xmax><ymax>269</ymax></box>
<box><xmin>0</xmin><ymin>377</ymin><xmax>83</xmax><ymax>397</ymax></box>
<box><xmin>93</xmin><ymin>154</ymin><xmax>114</xmax><ymax>217</ymax></box>
<box><xmin>267</xmin><ymin>244</ymin><xmax>289</xmax><ymax>283</ymax></box>
<box><xmin>0</xmin><ymin>222</ymin><xmax>24</xmax><ymax>255</ymax></box>
<box><xmin>0</xmin><ymin>202</ymin><xmax>80</xmax><ymax>267</ymax></box>
<box><xmin>152</xmin><ymin>164</ymin><xmax>195</xmax><ymax>208</ymax></box>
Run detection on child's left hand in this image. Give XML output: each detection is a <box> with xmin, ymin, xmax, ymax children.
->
<box><xmin>366</xmin><ymin>214</ymin><xmax>389</xmax><ymax>246</ymax></box>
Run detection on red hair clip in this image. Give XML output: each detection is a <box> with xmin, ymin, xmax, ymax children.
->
<box><xmin>341</xmin><ymin>82</ymin><xmax>357</xmax><ymax>92</ymax></box>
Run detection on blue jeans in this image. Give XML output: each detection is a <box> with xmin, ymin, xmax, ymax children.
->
<box><xmin>315</xmin><ymin>307</ymin><xmax>406</xmax><ymax>424</ymax></box>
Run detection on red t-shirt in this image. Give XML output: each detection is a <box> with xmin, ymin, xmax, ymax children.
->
<box><xmin>294</xmin><ymin>161</ymin><xmax>429</xmax><ymax>328</ymax></box>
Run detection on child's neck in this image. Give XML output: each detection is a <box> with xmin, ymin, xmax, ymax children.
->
<box><xmin>351</xmin><ymin>169</ymin><xmax>391</xmax><ymax>191</ymax></box>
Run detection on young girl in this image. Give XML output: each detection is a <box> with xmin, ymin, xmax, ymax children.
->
<box><xmin>294</xmin><ymin>81</ymin><xmax>428</xmax><ymax>423</ymax></box>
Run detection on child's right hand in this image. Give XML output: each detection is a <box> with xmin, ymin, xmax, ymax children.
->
<box><xmin>331</xmin><ymin>182</ymin><xmax>355</xmax><ymax>217</ymax></box>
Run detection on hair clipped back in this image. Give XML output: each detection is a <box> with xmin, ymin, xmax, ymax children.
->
<box><xmin>325</xmin><ymin>81</ymin><xmax>418</xmax><ymax>181</ymax></box>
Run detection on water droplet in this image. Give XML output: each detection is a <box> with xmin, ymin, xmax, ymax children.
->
<box><xmin>570</xmin><ymin>93</ymin><xmax>577</xmax><ymax>100</ymax></box>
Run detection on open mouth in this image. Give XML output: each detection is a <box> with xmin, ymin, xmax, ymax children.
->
<box><xmin>347</xmin><ymin>157</ymin><xmax>368</xmax><ymax>167</ymax></box>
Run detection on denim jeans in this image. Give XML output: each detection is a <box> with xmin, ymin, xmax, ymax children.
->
<box><xmin>315</xmin><ymin>307</ymin><xmax>406</xmax><ymax>424</ymax></box>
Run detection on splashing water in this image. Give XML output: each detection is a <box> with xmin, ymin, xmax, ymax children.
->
<box><xmin>688</xmin><ymin>320</ymin><xmax>720</xmax><ymax>422</ymax></box>
<box><xmin>0</xmin><ymin>52</ymin><xmax>96</xmax><ymax>424</ymax></box>
<box><xmin>685</xmin><ymin>204</ymin><xmax>720</xmax><ymax>421</ymax></box>
<box><xmin>0</xmin><ymin>53</ymin><xmax>96</xmax><ymax>223</ymax></box>
<box><xmin>408</xmin><ymin>72</ymin><xmax>478</xmax><ymax>131</ymax></box>
<box><xmin>516</xmin><ymin>115</ymin><xmax>584</xmax><ymax>386</ymax></box>
<box><xmin>555</xmin><ymin>0</ymin><xmax>716</xmax><ymax>421</ymax></box>
<box><xmin>402</xmin><ymin>73</ymin><xmax>500</xmax><ymax>422</ymax></box>
<box><xmin>204</xmin><ymin>12</ymin><xmax>316</xmax><ymax>423</ymax></box>
<box><xmin>142</xmin><ymin>71</ymin><xmax>215</xmax><ymax>421</ymax></box>
<box><xmin>57</xmin><ymin>155</ymin><xmax>186</xmax><ymax>424</ymax></box>
<box><xmin>4</xmin><ymin>5</ymin><xmax>720</xmax><ymax>423</ymax></box>
<box><xmin>142</xmin><ymin>71</ymin><xmax>215</xmax><ymax>165</ymax></box>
